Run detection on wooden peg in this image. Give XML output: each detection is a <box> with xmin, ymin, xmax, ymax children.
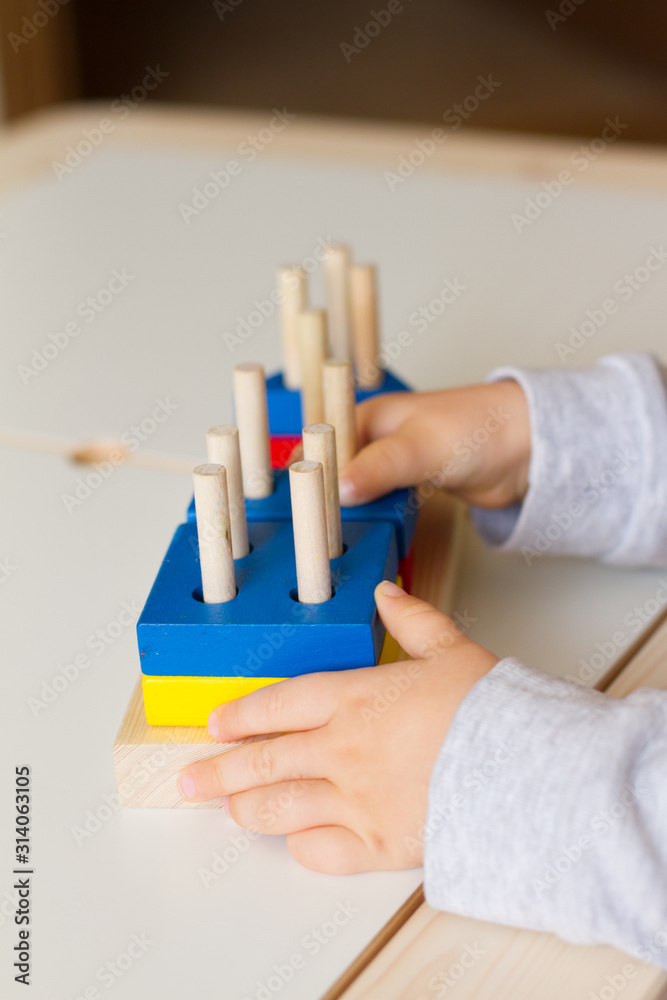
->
<box><xmin>233</xmin><ymin>363</ymin><xmax>273</xmax><ymax>499</ymax></box>
<box><xmin>206</xmin><ymin>425</ymin><xmax>250</xmax><ymax>559</ymax></box>
<box><xmin>323</xmin><ymin>243</ymin><xmax>352</xmax><ymax>360</ymax></box>
<box><xmin>298</xmin><ymin>310</ymin><xmax>327</xmax><ymax>426</ymax></box>
<box><xmin>278</xmin><ymin>266</ymin><xmax>307</xmax><ymax>389</ymax></box>
<box><xmin>303</xmin><ymin>423</ymin><xmax>343</xmax><ymax>559</ymax></box>
<box><xmin>350</xmin><ymin>264</ymin><xmax>382</xmax><ymax>389</ymax></box>
<box><xmin>288</xmin><ymin>460</ymin><xmax>331</xmax><ymax>604</ymax></box>
<box><xmin>323</xmin><ymin>359</ymin><xmax>358</xmax><ymax>472</ymax></box>
<box><xmin>193</xmin><ymin>464</ymin><xmax>236</xmax><ymax>603</ymax></box>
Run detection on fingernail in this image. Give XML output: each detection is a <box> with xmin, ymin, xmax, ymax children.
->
<box><xmin>178</xmin><ymin>772</ymin><xmax>197</xmax><ymax>800</ymax></box>
<box><xmin>207</xmin><ymin>712</ymin><xmax>220</xmax><ymax>740</ymax></box>
<box><xmin>338</xmin><ymin>478</ymin><xmax>359</xmax><ymax>506</ymax></box>
<box><xmin>221</xmin><ymin>795</ymin><xmax>229</xmax><ymax>812</ymax></box>
<box><xmin>379</xmin><ymin>580</ymin><xmax>406</xmax><ymax>598</ymax></box>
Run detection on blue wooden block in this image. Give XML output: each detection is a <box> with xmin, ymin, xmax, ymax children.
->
<box><xmin>185</xmin><ymin>469</ymin><xmax>418</xmax><ymax>558</ymax></box>
<box><xmin>138</xmin><ymin>520</ymin><xmax>398</xmax><ymax>678</ymax></box>
<box><xmin>266</xmin><ymin>369</ymin><xmax>412</xmax><ymax>435</ymax></box>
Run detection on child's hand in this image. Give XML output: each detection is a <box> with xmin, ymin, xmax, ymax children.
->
<box><xmin>177</xmin><ymin>582</ymin><xmax>498</xmax><ymax>874</ymax></box>
<box><xmin>339</xmin><ymin>380</ymin><xmax>531</xmax><ymax>510</ymax></box>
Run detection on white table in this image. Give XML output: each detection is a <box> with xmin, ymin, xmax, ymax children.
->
<box><xmin>1</xmin><ymin>105</ymin><xmax>666</xmax><ymax>1000</ymax></box>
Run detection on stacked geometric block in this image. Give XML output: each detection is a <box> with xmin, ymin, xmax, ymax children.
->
<box><xmin>137</xmin><ymin>246</ymin><xmax>419</xmax><ymax>726</ymax></box>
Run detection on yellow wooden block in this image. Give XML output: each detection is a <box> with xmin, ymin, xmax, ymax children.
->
<box><xmin>378</xmin><ymin>574</ymin><xmax>404</xmax><ymax>665</ymax></box>
<box><xmin>142</xmin><ymin>675</ymin><xmax>284</xmax><ymax>727</ymax></box>
<box><xmin>378</xmin><ymin>629</ymin><xmax>402</xmax><ymax>664</ymax></box>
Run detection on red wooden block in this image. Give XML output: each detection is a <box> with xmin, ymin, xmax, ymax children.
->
<box><xmin>398</xmin><ymin>548</ymin><xmax>414</xmax><ymax>594</ymax></box>
<box><xmin>270</xmin><ymin>435</ymin><xmax>301</xmax><ymax>469</ymax></box>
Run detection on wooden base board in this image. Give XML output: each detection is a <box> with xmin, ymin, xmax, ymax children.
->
<box><xmin>113</xmin><ymin>491</ymin><xmax>467</xmax><ymax>808</ymax></box>
<box><xmin>113</xmin><ymin>678</ymin><xmax>231</xmax><ymax>808</ymax></box>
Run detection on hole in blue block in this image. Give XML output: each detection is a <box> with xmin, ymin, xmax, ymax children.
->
<box><xmin>289</xmin><ymin>586</ymin><xmax>335</xmax><ymax>604</ymax></box>
<box><xmin>191</xmin><ymin>586</ymin><xmax>240</xmax><ymax>603</ymax></box>
<box><xmin>331</xmin><ymin>543</ymin><xmax>349</xmax><ymax>559</ymax></box>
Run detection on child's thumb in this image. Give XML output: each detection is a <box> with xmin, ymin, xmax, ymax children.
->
<box><xmin>338</xmin><ymin>425</ymin><xmax>423</xmax><ymax>506</ymax></box>
<box><xmin>374</xmin><ymin>581</ymin><xmax>463</xmax><ymax>661</ymax></box>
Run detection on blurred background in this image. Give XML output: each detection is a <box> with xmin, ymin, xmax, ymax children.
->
<box><xmin>1</xmin><ymin>0</ymin><xmax>666</xmax><ymax>141</ymax></box>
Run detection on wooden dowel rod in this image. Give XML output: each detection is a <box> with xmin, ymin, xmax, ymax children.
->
<box><xmin>206</xmin><ymin>425</ymin><xmax>250</xmax><ymax>559</ymax></box>
<box><xmin>298</xmin><ymin>310</ymin><xmax>327</xmax><ymax>426</ymax></box>
<box><xmin>289</xmin><ymin>460</ymin><xmax>332</xmax><ymax>604</ymax></box>
<box><xmin>303</xmin><ymin>423</ymin><xmax>343</xmax><ymax>559</ymax></box>
<box><xmin>193</xmin><ymin>464</ymin><xmax>236</xmax><ymax>604</ymax></box>
<box><xmin>233</xmin><ymin>363</ymin><xmax>273</xmax><ymax>499</ymax></box>
<box><xmin>350</xmin><ymin>264</ymin><xmax>382</xmax><ymax>389</ymax></box>
<box><xmin>323</xmin><ymin>243</ymin><xmax>352</xmax><ymax>360</ymax></box>
<box><xmin>278</xmin><ymin>265</ymin><xmax>307</xmax><ymax>389</ymax></box>
<box><xmin>323</xmin><ymin>359</ymin><xmax>358</xmax><ymax>472</ymax></box>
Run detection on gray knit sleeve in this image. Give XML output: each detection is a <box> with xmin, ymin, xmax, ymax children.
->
<box><xmin>471</xmin><ymin>353</ymin><xmax>667</xmax><ymax>567</ymax></box>
<box><xmin>423</xmin><ymin>659</ymin><xmax>667</xmax><ymax>967</ymax></box>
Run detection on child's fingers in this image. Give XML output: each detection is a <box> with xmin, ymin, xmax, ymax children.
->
<box><xmin>208</xmin><ymin>671</ymin><xmax>339</xmax><ymax>743</ymax></box>
<box><xmin>374</xmin><ymin>581</ymin><xmax>464</xmax><ymax>661</ymax></box>
<box><xmin>227</xmin><ymin>779</ymin><xmax>344</xmax><ymax>836</ymax></box>
<box><xmin>339</xmin><ymin>421</ymin><xmax>428</xmax><ymax>505</ymax></box>
<box><xmin>178</xmin><ymin>731</ymin><xmax>325</xmax><ymax>802</ymax></box>
<box><xmin>286</xmin><ymin>825</ymin><xmax>382</xmax><ymax>875</ymax></box>
<box><xmin>355</xmin><ymin>391</ymin><xmax>422</xmax><ymax>447</ymax></box>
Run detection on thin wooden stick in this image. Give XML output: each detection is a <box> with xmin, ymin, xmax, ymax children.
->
<box><xmin>278</xmin><ymin>265</ymin><xmax>307</xmax><ymax>389</ymax></box>
<box><xmin>324</xmin><ymin>243</ymin><xmax>352</xmax><ymax>360</ymax></box>
<box><xmin>298</xmin><ymin>310</ymin><xmax>327</xmax><ymax>426</ymax></box>
<box><xmin>193</xmin><ymin>464</ymin><xmax>236</xmax><ymax>603</ymax></box>
<box><xmin>323</xmin><ymin>359</ymin><xmax>358</xmax><ymax>472</ymax></box>
<box><xmin>303</xmin><ymin>423</ymin><xmax>343</xmax><ymax>559</ymax></box>
<box><xmin>233</xmin><ymin>362</ymin><xmax>273</xmax><ymax>499</ymax></box>
<box><xmin>206</xmin><ymin>425</ymin><xmax>250</xmax><ymax>559</ymax></box>
<box><xmin>289</xmin><ymin>460</ymin><xmax>331</xmax><ymax>604</ymax></box>
<box><xmin>350</xmin><ymin>264</ymin><xmax>382</xmax><ymax>389</ymax></box>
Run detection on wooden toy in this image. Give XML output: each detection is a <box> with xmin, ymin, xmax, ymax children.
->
<box><xmin>114</xmin><ymin>490</ymin><xmax>464</xmax><ymax>805</ymax></box>
<box><xmin>139</xmin><ymin>519</ymin><xmax>396</xmax><ymax>677</ymax></box>
<box><xmin>269</xmin><ymin>435</ymin><xmax>301</xmax><ymax>468</ymax></box>
<box><xmin>323</xmin><ymin>358</ymin><xmax>358</xmax><ymax>471</ymax></box>
<box><xmin>121</xmin><ymin>248</ymin><xmax>425</xmax><ymax>741</ymax></box>
<box><xmin>266</xmin><ymin>368</ymin><xmax>412</xmax><ymax>437</ymax></box>
<box><xmin>302</xmin><ymin>423</ymin><xmax>343</xmax><ymax>559</ymax></box>
<box><xmin>205</xmin><ymin>425</ymin><xmax>249</xmax><ymax>559</ymax></box>
<box><xmin>289</xmin><ymin>460</ymin><xmax>332</xmax><ymax>603</ymax></box>
<box><xmin>192</xmin><ymin>464</ymin><xmax>236</xmax><ymax>603</ymax></box>
<box><xmin>185</xmin><ymin>467</ymin><xmax>418</xmax><ymax>559</ymax></box>
<box><xmin>324</xmin><ymin>243</ymin><xmax>352</xmax><ymax>359</ymax></box>
<box><xmin>267</xmin><ymin>247</ymin><xmax>411</xmax><ymax>438</ymax></box>
<box><xmin>277</xmin><ymin>265</ymin><xmax>306</xmax><ymax>390</ymax></box>
<box><xmin>350</xmin><ymin>263</ymin><xmax>382</xmax><ymax>389</ymax></box>
<box><xmin>142</xmin><ymin>602</ymin><xmax>404</xmax><ymax>727</ymax></box>
<box><xmin>139</xmin><ymin>520</ymin><xmax>397</xmax><ymax>723</ymax></box>
<box><xmin>190</xmin><ymin>297</ymin><xmax>419</xmax><ymax>557</ymax></box>
<box><xmin>297</xmin><ymin>310</ymin><xmax>327</xmax><ymax>426</ymax></box>
<box><xmin>233</xmin><ymin>362</ymin><xmax>273</xmax><ymax>498</ymax></box>
<box><xmin>142</xmin><ymin>675</ymin><xmax>284</xmax><ymax>728</ymax></box>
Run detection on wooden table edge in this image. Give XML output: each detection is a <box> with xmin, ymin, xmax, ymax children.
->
<box><xmin>1</xmin><ymin>102</ymin><xmax>667</xmax><ymax>197</ymax></box>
